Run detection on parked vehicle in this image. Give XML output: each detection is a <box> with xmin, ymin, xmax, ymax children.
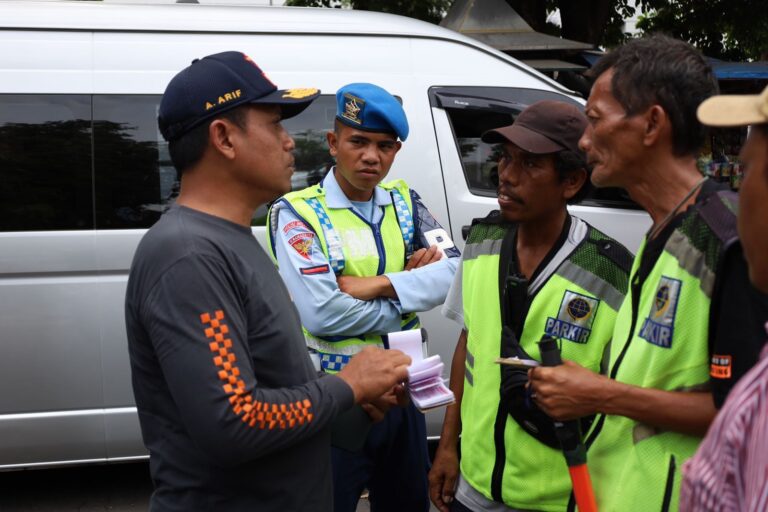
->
<box><xmin>0</xmin><ymin>0</ymin><xmax>649</xmax><ymax>470</ymax></box>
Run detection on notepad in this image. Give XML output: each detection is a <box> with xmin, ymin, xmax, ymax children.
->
<box><xmin>388</xmin><ymin>329</ymin><xmax>455</xmax><ymax>412</ymax></box>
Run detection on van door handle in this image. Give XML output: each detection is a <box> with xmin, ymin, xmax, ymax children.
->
<box><xmin>462</xmin><ymin>225</ymin><xmax>471</xmax><ymax>240</ymax></box>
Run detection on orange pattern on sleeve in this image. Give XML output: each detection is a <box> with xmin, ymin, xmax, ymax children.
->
<box><xmin>200</xmin><ymin>310</ymin><xmax>314</xmax><ymax>429</ymax></box>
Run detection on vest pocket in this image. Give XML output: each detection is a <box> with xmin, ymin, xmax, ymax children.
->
<box><xmin>660</xmin><ymin>454</ymin><xmax>676</xmax><ymax>512</ymax></box>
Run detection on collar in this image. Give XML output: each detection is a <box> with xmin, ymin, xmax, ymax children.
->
<box><xmin>320</xmin><ymin>167</ymin><xmax>393</xmax><ymax>209</ymax></box>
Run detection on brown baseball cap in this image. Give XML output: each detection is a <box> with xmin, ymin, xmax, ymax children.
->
<box><xmin>482</xmin><ymin>100</ymin><xmax>587</xmax><ymax>154</ymax></box>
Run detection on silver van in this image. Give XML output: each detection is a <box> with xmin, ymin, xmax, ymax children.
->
<box><xmin>0</xmin><ymin>0</ymin><xmax>650</xmax><ymax>469</ymax></box>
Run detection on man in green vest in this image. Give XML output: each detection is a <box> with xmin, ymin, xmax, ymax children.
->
<box><xmin>429</xmin><ymin>99</ymin><xmax>633</xmax><ymax>511</ymax></box>
<box><xmin>267</xmin><ymin>83</ymin><xmax>460</xmax><ymax>512</ymax></box>
<box><xmin>529</xmin><ymin>35</ymin><xmax>768</xmax><ymax>511</ymax></box>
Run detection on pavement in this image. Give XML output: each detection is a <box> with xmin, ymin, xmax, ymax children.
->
<box><xmin>0</xmin><ymin>461</ymin><xmax>439</xmax><ymax>511</ymax></box>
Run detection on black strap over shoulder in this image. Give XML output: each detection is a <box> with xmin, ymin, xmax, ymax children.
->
<box><xmin>496</xmin><ymin>225</ymin><xmax>564</xmax><ymax>449</ymax></box>
<box><xmin>496</xmin><ymin>221</ymin><xmax>596</xmax><ymax>450</ymax></box>
<box><xmin>698</xmin><ymin>190</ymin><xmax>741</xmax><ymax>356</ymax></box>
<box><xmin>697</xmin><ymin>190</ymin><xmax>739</xmax><ymax>248</ymax></box>
<box><xmin>498</xmin><ymin>224</ymin><xmax>526</xmax><ymax>336</ymax></box>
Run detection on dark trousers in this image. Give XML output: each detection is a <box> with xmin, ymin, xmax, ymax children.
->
<box><xmin>450</xmin><ymin>499</ymin><xmax>475</xmax><ymax>512</ymax></box>
<box><xmin>331</xmin><ymin>402</ymin><xmax>430</xmax><ymax>512</ymax></box>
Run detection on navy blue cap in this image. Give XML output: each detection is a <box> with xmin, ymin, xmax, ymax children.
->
<box><xmin>335</xmin><ymin>83</ymin><xmax>409</xmax><ymax>141</ymax></box>
<box><xmin>158</xmin><ymin>51</ymin><xmax>320</xmax><ymax>142</ymax></box>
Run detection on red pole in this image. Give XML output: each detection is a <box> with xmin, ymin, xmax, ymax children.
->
<box><xmin>568</xmin><ymin>464</ymin><xmax>598</xmax><ymax>512</ymax></box>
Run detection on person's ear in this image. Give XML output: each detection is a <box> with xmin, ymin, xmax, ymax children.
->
<box><xmin>642</xmin><ymin>105</ymin><xmax>667</xmax><ymax>148</ymax></box>
<box><xmin>326</xmin><ymin>130</ymin><xmax>338</xmax><ymax>158</ymax></box>
<box><xmin>394</xmin><ymin>140</ymin><xmax>402</xmax><ymax>154</ymax></box>
<box><xmin>209</xmin><ymin>119</ymin><xmax>237</xmax><ymax>160</ymax></box>
<box><xmin>562</xmin><ymin>168</ymin><xmax>588</xmax><ymax>201</ymax></box>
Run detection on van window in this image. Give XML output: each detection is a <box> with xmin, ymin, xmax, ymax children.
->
<box><xmin>94</xmin><ymin>95</ymin><xmax>170</xmax><ymax>229</ymax></box>
<box><xmin>0</xmin><ymin>94</ymin><xmax>93</xmax><ymax>231</ymax></box>
<box><xmin>0</xmin><ymin>94</ymin><xmax>337</xmax><ymax>232</ymax></box>
<box><xmin>431</xmin><ymin>87</ymin><xmax>639</xmax><ymax>210</ymax></box>
<box><xmin>94</xmin><ymin>94</ymin><xmax>337</xmax><ymax>228</ymax></box>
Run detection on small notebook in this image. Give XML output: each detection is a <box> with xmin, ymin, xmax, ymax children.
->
<box><xmin>388</xmin><ymin>329</ymin><xmax>455</xmax><ymax>412</ymax></box>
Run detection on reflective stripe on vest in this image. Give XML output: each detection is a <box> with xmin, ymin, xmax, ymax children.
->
<box><xmin>390</xmin><ymin>187</ymin><xmax>415</xmax><ymax>259</ymax></box>
<box><xmin>460</xmin><ymin>218</ymin><xmax>628</xmax><ymax>510</ymax></box>
<box><xmin>305</xmin><ymin>197</ymin><xmax>346</xmax><ymax>274</ymax></box>
<box><xmin>587</xmin><ymin>193</ymin><xmax>737</xmax><ymax>512</ymax></box>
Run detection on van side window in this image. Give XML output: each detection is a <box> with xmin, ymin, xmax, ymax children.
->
<box><xmin>433</xmin><ymin>87</ymin><xmax>639</xmax><ymax>210</ymax></box>
<box><xmin>0</xmin><ymin>94</ymin><xmax>339</xmax><ymax>232</ymax></box>
<box><xmin>93</xmin><ymin>94</ymin><xmax>338</xmax><ymax>228</ymax></box>
<box><xmin>0</xmin><ymin>94</ymin><xmax>93</xmax><ymax>231</ymax></box>
<box><xmin>94</xmin><ymin>95</ymin><xmax>171</xmax><ymax>229</ymax></box>
<box><xmin>256</xmin><ymin>95</ymin><xmax>336</xmax><ymax>224</ymax></box>
<box><xmin>445</xmin><ymin>107</ymin><xmax>514</xmax><ymax>197</ymax></box>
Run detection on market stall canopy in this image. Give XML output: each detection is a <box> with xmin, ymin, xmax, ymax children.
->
<box><xmin>440</xmin><ymin>0</ymin><xmax>592</xmax><ymax>53</ymax></box>
<box><xmin>709</xmin><ymin>59</ymin><xmax>768</xmax><ymax>80</ymax></box>
<box><xmin>582</xmin><ymin>52</ymin><xmax>768</xmax><ymax>81</ymax></box>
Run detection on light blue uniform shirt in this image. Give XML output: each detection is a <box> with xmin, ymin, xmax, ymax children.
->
<box><xmin>272</xmin><ymin>169</ymin><xmax>459</xmax><ymax>338</ymax></box>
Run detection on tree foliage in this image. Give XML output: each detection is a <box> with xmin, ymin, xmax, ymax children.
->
<box><xmin>636</xmin><ymin>0</ymin><xmax>768</xmax><ymax>61</ymax></box>
<box><xmin>505</xmin><ymin>0</ymin><xmax>634</xmax><ymax>48</ymax></box>
<box><xmin>286</xmin><ymin>0</ymin><xmax>768</xmax><ymax>60</ymax></box>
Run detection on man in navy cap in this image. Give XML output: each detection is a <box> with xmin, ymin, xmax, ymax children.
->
<box><xmin>268</xmin><ymin>82</ymin><xmax>460</xmax><ymax>511</ymax></box>
<box><xmin>125</xmin><ymin>54</ymin><xmax>412</xmax><ymax>512</ymax></box>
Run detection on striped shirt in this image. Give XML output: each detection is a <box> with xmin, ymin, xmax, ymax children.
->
<box><xmin>680</xmin><ymin>324</ymin><xmax>768</xmax><ymax>512</ymax></box>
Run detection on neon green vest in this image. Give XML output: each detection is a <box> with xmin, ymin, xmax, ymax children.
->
<box><xmin>266</xmin><ymin>178</ymin><xmax>419</xmax><ymax>372</ymax></box>
<box><xmin>586</xmin><ymin>191</ymin><xmax>739</xmax><ymax>512</ymax></box>
<box><xmin>460</xmin><ymin>216</ymin><xmax>630</xmax><ymax>511</ymax></box>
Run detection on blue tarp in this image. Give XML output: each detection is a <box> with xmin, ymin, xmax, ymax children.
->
<box><xmin>709</xmin><ymin>59</ymin><xmax>768</xmax><ymax>80</ymax></box>
<box><xmin>580</xmin><ymin>52</ymin><xmax>768</xmax><ymax>80</ymax></box>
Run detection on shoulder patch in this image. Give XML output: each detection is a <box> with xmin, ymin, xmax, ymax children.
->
<box><xmin>283</xmin><ymin>220</ymin><xmax>310</xmax><ymax>234</ymax></box>
<box><xmin>710</xmin><ymin>354</ymin><xmax>732</xmax><ymax>379</ymax></box>
<box><xmin>288</xmin><ymin>232</ymin><xmax>314</xmax><ymax>260</ymax></box>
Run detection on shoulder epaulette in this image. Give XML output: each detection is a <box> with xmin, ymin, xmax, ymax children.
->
<box><xmin>569</xmin><ymin>224</ymin><xmax>633</xmax><ymax>295</ymax></box>
<box><xmin>283</xmin><ymin>184</ymin><xmax>326</xmax><ymax>202</ymax></box>
<box><xmin>465</xmin><ymin>211</ymin><xmax>511</xmax><ymax>245</ymax></box>
<box><xmin>379</xmin><ymin>178</ymin><xmax>408</xmax><ymax>191</ymax></box>
<box><xmin>697</xmin><ymin>190</ymin><xmax>739</xmax><ymax>246</ymax></box>
<box><xmin>471</xmin><ymin>209</ymin><xmax>505</xmax><ymax>227</ymax></box>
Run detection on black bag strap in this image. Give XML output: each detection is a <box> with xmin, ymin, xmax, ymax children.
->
<box><xmin>498</xmin><ymin>225</ymin><xmax>528</xmax><ymax>341</ymax></box>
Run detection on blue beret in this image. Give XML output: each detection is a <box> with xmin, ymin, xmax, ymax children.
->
<box><xmin>335</xmin><ymin>83</ymin><xmax>409</xmax><ymax>141</ymax></box>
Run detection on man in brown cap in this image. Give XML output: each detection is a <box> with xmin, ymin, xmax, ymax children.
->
<box><xmin>429</xmin><ymin>100</ymin><xmax>632</xmax><ymax>511</ymax></box>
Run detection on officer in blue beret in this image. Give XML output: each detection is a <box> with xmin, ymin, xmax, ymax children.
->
<box><xmin>268</xmin><ymin>83</ymin><xmax>461</xmax><ymax>512</ymax></box>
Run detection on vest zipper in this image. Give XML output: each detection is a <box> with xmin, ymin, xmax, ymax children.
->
<box><xmin>581</xmin><ymin>272</ymin><xmax>643</xmax><ymax>450</ymax></box>
<box><xmin>660</xmin><ymin>455</ymin><xmax>676</xmax><ymax>512</ymax></box>
<box><xmin>568</xmin><ymin>273</ymin><xmax>643</xmax><ymax>511</ymax></box>
<box><xmin>372</xmin><ymin>223</ymin><xmax>386</xmax><ymax>275</ymax></box>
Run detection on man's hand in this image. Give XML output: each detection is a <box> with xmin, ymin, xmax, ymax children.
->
<box><xmin>528</xmin><ymin>360</ymin><xmax>609</xmax><ymax>421</ymax></box>
<box><xmin>337</xmin><ymin>275</ymin><xmax>392</xmax><ymax>301</ymax></box>
<box><xmin>338</xmin><ymin>347</ymin><xmax>410</xmax><ymax>404</ymax></box>
<box><xmin>405</xmin><ymin>245</ymin><xmax>442</xmax><ymax>270</ymax></box>
<box><xmin>361</xmin><ymin>383</ymin><xmax>409</xmax><ymax>422</ymax></box>
<box><xmin>428</xmin><ymin>444</ymin><xmax>459</xmax><ymax>512</ymax></box>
